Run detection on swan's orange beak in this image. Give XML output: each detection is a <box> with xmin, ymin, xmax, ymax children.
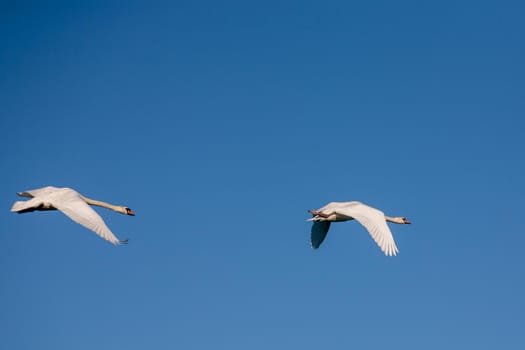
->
<box><xmin>126</xmin><ymin>208</ymin><xmax>135</xmax><ymax>216</ymax></box>
<box><xmin>404</xmin><ymin>218</ymin><xmax>411</xmax><ymax>224</ymax></box>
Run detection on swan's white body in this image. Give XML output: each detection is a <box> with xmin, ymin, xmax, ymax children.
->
<box><xmin>11</xmin><ymin>186</ymin><xmax>134</xmax><ymax>245</ymax></box>
<box><xmin>308</xmin><ymin>201</ymin><xmax>410</xmax><ymax>256</ymax></box>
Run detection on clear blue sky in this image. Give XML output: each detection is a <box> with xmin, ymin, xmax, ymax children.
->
<box><xmin>1</xmin><ymin>1</ymin><xmax>524</xmax><ymax>349</ymax></box>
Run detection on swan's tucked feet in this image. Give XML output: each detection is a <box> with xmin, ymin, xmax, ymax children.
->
<box><xmin>309</xmin><ymin>210</ymin><xmax>333</xmax><ymax>218</ymax></box>
<box><xmin>16</xmin><ymin>192</ymin><xmax>33</xmax><ymax>198</ymax></box>
<box><xmin>119</xmin><ymin>239</ymin><xmax>129</xmax><ymax>244</ymax></box>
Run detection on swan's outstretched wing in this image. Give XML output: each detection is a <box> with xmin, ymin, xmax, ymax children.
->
<box><xmin>51</xmin><ymin>191</ymin><xmax>124</xmax><ymax>245</ymax></box>
<box><xmin>336</xmin><ymin>202</ymin><xmax>399</xmax><ymax>256</ymax></box>
<box><xmin>311</xmin><ymin>221</ymin><xmax>330</xmax><ymax>249</ymax></box>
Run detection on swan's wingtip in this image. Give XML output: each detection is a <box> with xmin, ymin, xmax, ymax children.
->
<box><xmin>384</xmin><ymin>249</ymin><xmax>399</xmax><ymax>257</ymax></box>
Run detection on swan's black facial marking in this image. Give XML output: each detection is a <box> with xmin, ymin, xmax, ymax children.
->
<box><xmin>402</xmin><ymin>217</ymin><xmax>411</xmax><ymax>224</ymax></box>
<box><xmin>125</xmin><ymin>207</ymin><xmax>135</xmax><ymax>216</ymax></box>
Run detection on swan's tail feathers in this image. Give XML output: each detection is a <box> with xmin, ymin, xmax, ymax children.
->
<box><xmin>11</xmin><ymin>201</ymin><xmax>25</xmax><ymax>212</ymax></box>
<box><xmin>11</xmin><ymin>199</ymin><xmax>42</xmax><ymax>213</ymax></box>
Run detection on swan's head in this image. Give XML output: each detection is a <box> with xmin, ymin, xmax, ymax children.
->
<box><xmin>401</xmin><ymin>217</ymin><xmax>411</xmax><ymax>224</ymax></box>
<box><xmin>117</xmin><ymin>206</ymin><xmax>135</xmax><ymax>216</ymax></box>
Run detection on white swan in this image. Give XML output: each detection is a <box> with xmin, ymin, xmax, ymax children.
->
<box><xmin>308</xmin><ymin>201</ymin><xmax>411</xmax><ymax>256</ymax></box>
<box><xmin>11</xmin><ymin>186</ymin><xmax>134</xmax><ymax>245</ymax></box>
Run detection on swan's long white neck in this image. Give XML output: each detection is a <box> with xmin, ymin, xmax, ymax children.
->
<box><xmin>82</xmin><ymin>196</ymin><xmax>124</xmax><ymax>213</ymax></box>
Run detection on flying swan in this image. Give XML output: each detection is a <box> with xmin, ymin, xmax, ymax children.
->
<box><xmin>308</xmin><ymin>201</ymin><xmax>411</xmax><ymax>256</ymax></box>
<box><xmin>11</xmin><ymin>186</ymin><xmax>134</xmax><ymax>245</ymax></box>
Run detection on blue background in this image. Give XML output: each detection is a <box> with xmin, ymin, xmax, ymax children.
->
<box><xmin>1</xmin><ymin>1</ymin><xmax>524</xmax><ymax>349</ymax></box>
